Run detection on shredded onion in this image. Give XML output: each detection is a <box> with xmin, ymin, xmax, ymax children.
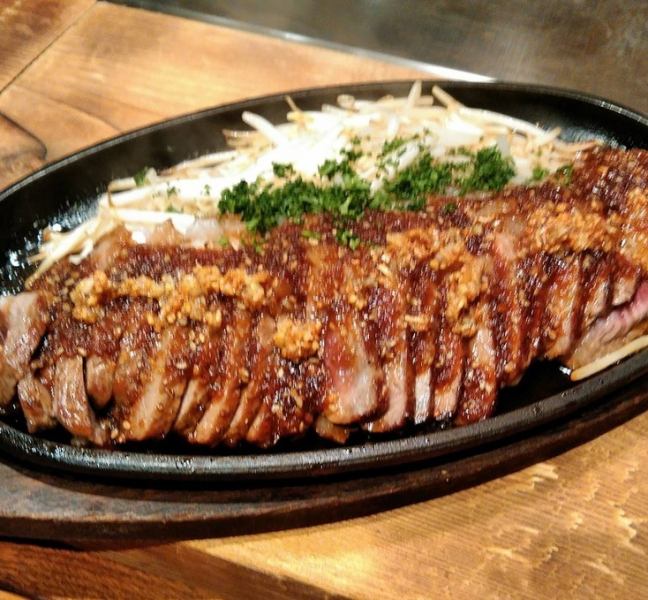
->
<box><xmin>30</xmin><ymin>82</ymin><xmax>601</xmax><ymax>276</ymax></box>
<box><xmin>570</xmin><ymin>335</ymin><xmax>648</xmax><ymax>381</ymax></box>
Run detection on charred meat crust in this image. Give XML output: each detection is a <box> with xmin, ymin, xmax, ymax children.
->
<box><xmin>3</xmin><ymin>146</ymin><xmax>648</xmax><ymax>447</ymax></box>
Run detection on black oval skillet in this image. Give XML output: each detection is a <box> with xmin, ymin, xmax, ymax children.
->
<box><xmin>0</xmin><ymin>80</ymin><xmax>647</xmax><ymax>481</ymax></box>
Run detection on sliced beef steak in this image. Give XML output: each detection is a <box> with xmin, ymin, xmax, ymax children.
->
<box><xmin>2</xmin><ymin>146</ymin><xmax>647</xmax><ymax>447</ymax></box>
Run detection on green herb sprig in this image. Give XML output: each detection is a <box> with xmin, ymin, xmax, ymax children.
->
<box><xmin>218</xmin><ymin>145</ymin><xmax>517</xmax><ymax>248</ymax></box>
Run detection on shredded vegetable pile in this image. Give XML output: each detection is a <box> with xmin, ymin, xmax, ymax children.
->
<box><xmin>32</xmin><ymin>82</ymin><xmax>599</xmax><ymax>278</ymax></box>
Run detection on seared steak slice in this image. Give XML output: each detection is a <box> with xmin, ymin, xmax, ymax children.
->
<box><xmin>323</xmin><ymin>307</ymin><xmax>384</xmax><ymax>425</ymax></box>
<box><xmin>0</xmin><ymin>357</ymin><xmax>15</xmax><ymax>408</ymax></box>
<box><xmin>408</xmin><ymin>268</ymin><xmax>440</xmax><ymax>424</ymax></box>
<box><xmin>247</xmin><ymin>345</ymin><xmax>324</xmax><ymax>446</ymax></box>
<box><xmin>191</xmin><ymin>309</ymin><xmax>251</xmax><ymax>445</ymax></box>
<box><xmin>542</xmin><ymin>256</ymin><xmax>582</xmax><ymax>359</ymax></box>
<box><xmin>491</xmin><ymin>233</ymin><xmax>525</xmax><ymax>384</ymax></box>
<box><xmin>85</xmin><ymin>356</ymin><xmax>116</xmax><ymax>408</ymax></box>
<box><xmin>123</xmin><ymin>327</ymin><xmax>189</xmax><ymax>441</ymax></box>
<box><xmin>307</xmin><ymin>244</ymin><xmax>386</xmax><ymax>426</ymax></box>
<box><xmin>433</xmin><ymin>324</ymin><xmax>465</xmax><ymax>420</ymax></box>
<box><xmin>223</xmin><ymin>314</ymin><xmax>275</xmax><ymax>446</ymax></box>
<box><xmin>432</xmin><ymin>276</ymin><xmax>466</xmax><ymax>421</ymax></box>
<box><xmin>518</xmin><ymin>254</ymin><xmax>553</xmax><ymax>369</ymax></box>
<box><xmin>0</xmin><ymin>292</ymin><xmax>50</xmax><ymax>406</ymax></box>
<box><xmin>53</xmin><ymin>356</ymin><xmax>105</xmax><ymax>444</ymax></box>
<box><xmin>455</xmin><ymin>305</ymin><xmax>498</xmax><ymax>424</ymax></box>
<box><xmin>567</xmin><ymin>281</ymin><xmax>648</xmax><ymax>369</ymax></box>
<box><xmin>112</xmin><ymin>315</ymin><xmax>155</xmax><ymax>422</ymax></box>
<box><xmin>433</xmin><ymin>323</ymin><xmax>465</xmax><ymax>420</ymax></box>
<box><xmin>612</xmin><ymin>262</ymin><xmax>640</xmax><ymax>307</ymax></box>
<box><xmin>364</xmin><ymin>281</ymin><xmax>411</xmax><ymax>433</ymax></box>
<box><xmin>173</xmin><ymin>378</ymin><xmax>210</xmax><ymax>436</ymax></box>
<box><xmin>174</xmin><ymin>322</ymin><xmax>228</xmax><ymax>436</ymax></box>
<box><xmin>17</xmin><ymin>373</ymin><xmax>56</xmax><ymax>433</ymax></box>
<box><xmin>582</xmin><ymin>254</ymin><xmax>613</xmax><ymax>331</ymax></box>
<box><xmin>245</xmin><ymin>352</ymin><xmax>284</xmax><ymax>447</ymax></box>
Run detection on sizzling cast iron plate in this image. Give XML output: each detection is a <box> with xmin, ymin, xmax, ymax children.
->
<box><xmin>0</xmin><ymin>81</ymin><xmax>647</xmax><ymax>483</ymax></box>
<box><xmin>0</xmin><ymin>380</ymin><xmax>647</xmax><ymax>542</ymax></box>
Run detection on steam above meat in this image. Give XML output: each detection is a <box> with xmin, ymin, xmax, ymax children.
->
<box><xmin>2</xmin><ymin>147</ymin><xmax>648</xmax><ymax>448</ymax></box>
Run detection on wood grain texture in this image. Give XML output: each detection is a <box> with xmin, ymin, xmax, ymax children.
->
<box><xmin>0</xmin><ymin>1</ymin><xmax>424</xmax><ymax>191</ymax></box>
<box><xmin>130</xmin><ymin>408</ymin><xmax>648</xmax><ymax>599</ymax></box>
<box><xmin>0</xmin><ymin>540</ymin><xmax>345</xmax><ymax>600</ymax></box>
<box><xmin>0</xmin><ymin>0</ymin><xmax>95</xmax><ymax>91</ymax></box>
<box><xmin>0</xmin><ymin>111</ymin><xmax>47</xmax><ymax>185</ymax></box>
<box><xmin>0</xmin><ymin>591</ymin><xmax>29</xmax><ymax>600</ymax></box>
<box><xmin>0</xmin><ymin>541</ymin><xmax>228</xmax><ymax>600</ymax></box>
<box><xmin>0</xmin><ymin>385</ymin><xmax>647</xmax><ymax>598</ymax></box>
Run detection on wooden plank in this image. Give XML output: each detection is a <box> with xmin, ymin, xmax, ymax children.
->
<box><xmin>0</xmin><ymin>541</ymin><xmax>227</xmax><ymax>599</ymax></box>
<box><xmin>0</xmin><ymin>591</ymin><xmax>29</xmax><ymax>600</ymax></box>
<box><xmin>0</xmin><ymin>1</ymin><xmax>425</xmax><ymax>191</ymax></box>
<box><xmin>2</xmin><ymin>406</ymin><xmax>643</xmax><ymax>598</ymax></box>
<box><xmin>0</xmin><ymin>110</ymin><xmax>46</xmax><ymax>185</ymax></box>
<box><xmin>94</xmin><ymin>544</ymin><xmax>344</xmax><ymax>600</ymax></box>
<box><xmin>2</xmin><ymin>383</ymin><xmax>644</xmax><ymax>544</ymax></box>
<box><xmin>0</xmin><ymin>84</ymin><xmax>118</xmax><ymax>162</ymax></box>
<box><xmin>0</xmin><ymin>0</ymin><xmax>95</xmax><ymax>91</ymax></box>
<box><xmin>0</xmin><ymin>385</ymin><xmax>646</xmax><ymax>597</ymax></box>
<box><xmin>179</xmin><ymin>408</ymin><xmax>648</xmax><ymax>598</ymax></box>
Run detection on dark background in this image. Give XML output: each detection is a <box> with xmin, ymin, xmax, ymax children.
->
<box><xmin>112</xmin><ymin>0</ymin><xmax>647</xmax><ymax>113</ymax></box>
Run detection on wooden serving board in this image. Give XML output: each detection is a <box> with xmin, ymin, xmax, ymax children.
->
<box><xmin>1</xmin><ymin>378</ymin><xmax>646</xmax><ymax>544</ymax></box>
<box><xmin>0</xmin><ymin>0</ymin><xmax>424</xmax><ymax>192</ymax></box>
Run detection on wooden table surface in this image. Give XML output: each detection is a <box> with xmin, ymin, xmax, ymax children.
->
<box><xmin>1</xmin><ymin>1</ymin><xmax>647</xmax><ymax>597</ymax></box>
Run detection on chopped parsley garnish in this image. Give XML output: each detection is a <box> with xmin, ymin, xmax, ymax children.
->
<box><xmin>318</xmin><ymin>147</ymin><xmax>361</xmax><ymax>179</ymax></box>
<box><xmin>342</xmin><ymin>147</ymin><xmax>362</xmax><ymax>162</ymax></box>
<box><xmin>336</xmin><ymin>229</ymin><xmax>360</xmax><ymax>250</ymax></box>
<box><xmin>218</xmin><ymin>236</ymin><xmax>229</xmax><ymax>247</ymax></box>
<box><xmin>134</xmin><ymin>167</ymin><xmax>149</xmax><ymax>187</ymax></box>
<box><xmin>531</xmin><ymin>166</ymin><xmax>549</xmax><ymax>181</ymax></box>
<box><xmin>384</xmin><ymin>152</ymin><xmax>453</xmax><ymax>207</ymax></box>
<box><xmin>318</xmin><ymin>158</ymin><xmax>352</xmax><ymax>179</ymax></box>
<box><xmin>272</xmin><ymin>163</ymin><xmax>295</xmax><ymax>178</ymax></box>
<box><xmin>456</xmin><ymin>147</ymin><xmax>516</xmax><ymax>194</ymax></box>
<box><xmin>301</xmin><ymin>229</ymin><xmax>320</xmax><ymax>240</ymax></box>
<box><xmin>165</xmin><ymin>204</ymin><xmax>179</xmax><ymax>213</ymax></box>
<box><xmin>167</xmin><ymin>185</ymin><xmax>178</xmax><ymax>197</ymax></box>
<box><xmin>203</xmin><ymin>184</ymin><xmax>211</xmax><ymax>196</ymax></box>
<box><xmin>450</xmin><ymin>146</ymin><xmax>474</xmax><ymax>157</ymax></box>
<box><xmin>556</xmin><ymin>164</ymin><xmax>574</xmax><ymax>185</ymax></box>
<box><xmin>218</xmin><ymin>145</ymin><xmax>516</xmax><ymax>246</ymax></box>
<box><xmin>379</xmin><ymin>137</ymin><xmax>407</xmax><ymax>157</ymax></box>
<box><xmin>377</xmin><ymin>137</ymin><xmax>417</xmax><ymax>172</ymax></box>
<box><xmin>219</xmin><ymin>176</ymin><xmax>371</xmax><ymax>234</ymax></box>
<box><xmin>442</xmin><ymin>202</ymin><xmax>457</xmax><ymax>215</ymax></box>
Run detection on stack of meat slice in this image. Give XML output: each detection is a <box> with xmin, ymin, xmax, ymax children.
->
<box><xmin>1</xmin><ymin>147</ymin><xmax>647</xmax><ymax>448</ymax></box>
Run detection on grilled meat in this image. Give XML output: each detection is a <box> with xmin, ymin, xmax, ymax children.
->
<box><xmin>2</xmin><ymin>147</ymin><xmax>648</xmax><ymax>447</ymax></box>
<box><xmin>0</xmin><ymin>292</ymin><xmax>50</xmax><ymax>406</ymax></box>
